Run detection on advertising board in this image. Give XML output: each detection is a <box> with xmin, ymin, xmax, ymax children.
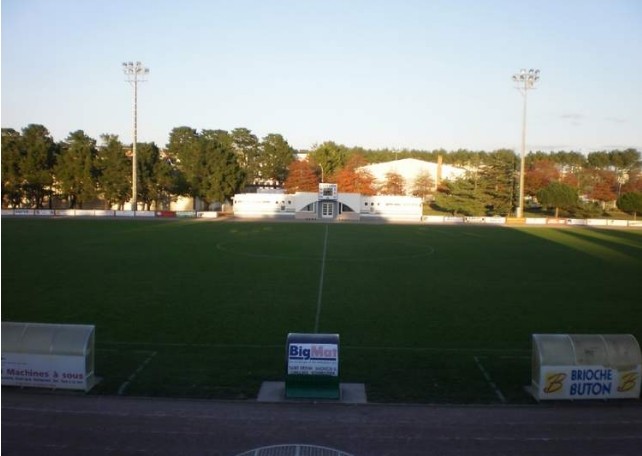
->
<box><xmin>197</xmin><ymin>211</ymin><xmax>219</xmax><ymax>218</ymax></box>
<box><xmin>537</xmin><ymin>365</ymin><xmax>641</xmax><ymax>400</ymax></box>
<box><xmin>2</xmin><ymin>353</ymin><xmax>90</xmax><ymax>390</ymax></box>
<box><xmin>156</xmin><ymin>211</ymin><xmax>176</xmax><ymax>218</ymax></box>
<box><xmin>115</xmin><ymin>210</ymin><xmax>136</xmax><ymax>217</ymax></box>
<box><xmin>134</xmin><ymin>211</ymin><xmax>156</xmax><ymax>218</ymax></box>
<box><xmin>285</xmin><ymin>333</ymin><xmax>340</xmax><ymax>399</ymax></box>
<box><xmin>94</xmin><ymin>210</ymin><xmax>115</xmax><ymax>216</ymax></box>
<box><xmin>464</xmin><ymin>216</ymin><xmax>506</xmax><ymax>224</ymax></box>
<box><xmin>287</xmin><ymin>343</ymin><xmax>339</xmax><ymax>377</ymax></box>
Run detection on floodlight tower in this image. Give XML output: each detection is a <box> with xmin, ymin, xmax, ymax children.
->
<box><xmin>122</xmin><ymin>61</ymin><xmax>150</xmax><ymax>211</ymax></box>
<box><xmin>512</xmin><ymin>68</ymin><xmax>540</xmax><ymax>218</ymax></box>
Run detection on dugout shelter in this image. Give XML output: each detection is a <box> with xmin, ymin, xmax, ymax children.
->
<box><xmin>531</xmin><ymin>333</ymin><xmax>641</xmax><ymax>401</ymax></box>
<box><xmin>2</xmin><ymin>322</ymin><xmax>96</xmax><ymax>391</ymax></box>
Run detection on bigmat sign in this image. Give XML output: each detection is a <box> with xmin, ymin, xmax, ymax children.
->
<box><xmin>537</xmin><ymin>365</ymin><xmax>641</xmax><ymax>400</ymax></box>
<box><xmin>287</xmin><ymin>343</ymin><xmax>339</xmax><ymax>377</ymax></box>
<box><xmin>285</xmin><ymin>333</ymin><xmax>340</xmax><ymax>399</ymax></box>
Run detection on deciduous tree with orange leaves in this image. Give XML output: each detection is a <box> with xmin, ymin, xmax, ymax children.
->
<box><xmin>379</xmin><ymin>171</ymin><xmax>406</xmax><ymax>195</ymax></box>
<box><xmin>332</xmin><ymin>154</ymin><xmax>376</xmax><ymax>195</ymax></box>
<box><xmin>525</xmin><ymin>159</ymin><xmax>560</xmax><ymax>196</ymax></box>
<box><xmin>283</xmin><ymin>159</ymin><xmax>319</xmax><ymax>193</ymax></box>
<box><xmin>586</xmin><ymin>169</ymin><xmax>618</xmax><ymax>208</ymax></box>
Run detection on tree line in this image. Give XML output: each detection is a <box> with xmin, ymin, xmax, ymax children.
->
<box><xmin>301</xmin><ymin>142</ymin><xmax>642</xmax><ymax>217</ymax></box>
<box><xmin>429</xmin><ymin>148</ymin><xmax>642</xmax><ymax>217</ymax></box>
<box><xmin>2</xmin><ymin>125</ymin><xmax>295</xmax><ymax>210</ymax></box>
<box><xmin>3</xmin><ymin>124</ymin><xmax>641</xmax><ymax>217</ymax></box>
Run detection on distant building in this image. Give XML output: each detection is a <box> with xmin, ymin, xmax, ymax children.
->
<box><xmin>358</xmin><ymin>158</ymin><xmax>466</xmax><ymax>195</ymax></box>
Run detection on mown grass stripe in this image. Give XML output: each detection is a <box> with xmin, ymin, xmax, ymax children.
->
<box><xmin>314</xmin><ymin>224</ymin><xmax>329</xmax><ymax>333</ymax></box>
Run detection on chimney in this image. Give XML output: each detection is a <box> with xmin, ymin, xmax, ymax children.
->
<box><xmin>436</xmin><ymin>154</ymin><xmax>443</xmax><ymax>189</ymax></box>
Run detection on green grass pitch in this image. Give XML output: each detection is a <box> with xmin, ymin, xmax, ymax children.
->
<box><xmin>2</xmin><ymin>218</ymin><xmax>641</xmax><ymax>403</ymax></box>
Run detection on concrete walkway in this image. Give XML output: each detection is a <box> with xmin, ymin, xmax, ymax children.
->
<box><xmin>2</xmin><ymin>390</ymin><xmax>642</xmax><ymax>456</ymax></box>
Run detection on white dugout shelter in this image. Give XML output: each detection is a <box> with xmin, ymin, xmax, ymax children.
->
<box><xmin>531</xmin><ymin>334</ymin><xmax>641</xmax><ymax>401</ymax></box>
<box><xmin>2</xmin><ymin>322</ymin><xmax>96</xmax><ymax>391</ymax></box>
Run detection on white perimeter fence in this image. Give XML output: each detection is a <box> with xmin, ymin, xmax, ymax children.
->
<box><xmin>2</xmin><ymin>208</ymin><xmax>641</xmax><ymax>227</ymax></box>
<box><xmin>1</xmin><ymin>209</ymin><xmax>220</xmax><ymax>219</ymax></box>
<box><xmin>422</xmin><ymin>215</ymin><xmax>642</xmax><ymax>228</ymax></box>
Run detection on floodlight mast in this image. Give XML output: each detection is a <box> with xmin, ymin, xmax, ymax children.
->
<box><xmin>512</xmin><ymin>68</ymin><xmax>539</xmax><ymax>218</ymax></box>
<box><xmin>122</xmin><ymin>61</ymin><xmax>149</xmax><ymax>211</ymax></box>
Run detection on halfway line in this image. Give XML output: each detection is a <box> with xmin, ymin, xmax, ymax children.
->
<box><xmin>314</xmin><ymin>225</ymin><xmax>329</xmax><ymax>333</ymax></box>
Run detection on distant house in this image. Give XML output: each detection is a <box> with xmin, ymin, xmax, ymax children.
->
<box><xmin>358</xmin><ymin>158</ymin><xmax>466</xmax><ymax>195</ymax></box>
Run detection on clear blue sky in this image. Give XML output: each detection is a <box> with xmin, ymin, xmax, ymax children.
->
<box><xmin>2</xmin><ymin>0</ymin><xmax>641</xmax><ymax>153</ymax></box>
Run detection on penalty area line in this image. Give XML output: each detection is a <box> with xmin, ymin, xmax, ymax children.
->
<box><xmin>117</xmin><ymin>351</ymin><xmax>157</xmax><ymax>396</ymax></box>
<box><xmin>474</xmin><ymin>356</ymin><xmax>507</xmax><ymax>404</ymax></box>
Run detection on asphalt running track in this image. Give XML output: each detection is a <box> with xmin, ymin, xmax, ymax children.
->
<box><xmin>3</xmin><ymin>390</ymin><xmax>642</xmax><ymax>456</ymax></box>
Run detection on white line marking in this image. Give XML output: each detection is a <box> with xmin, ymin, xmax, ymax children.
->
<box><xmin>346</xmin><ymin>346</ymin><xmax>529</xmax><ymax>354</ymax></box>
<box><xmin>102</xmin><ymin>341</ymin><xmax>282</xmax><ymax>349</ymax></box>
<box><xmin>314</xmin><ymin>224</ymin><xmax>329</xmax><ymax>333</ymax></box>
<box><xmin>117</xmin><ymin>351</ymin><xmax>157</xmax><ymax>395</ymax></box>
<box><xmin>474</xmin><ymin>356</ymin><xmax>507</xmax><ymax>404</ymax></box>
<box><xmin>96</xmin><ymin>348</ymin><xmax>158</xmax><ymax>354</ymax></box>
<box><xmin>99</xmin><ymin>340</ymin><xmax>529</xmax><ymax>354</ymax></box>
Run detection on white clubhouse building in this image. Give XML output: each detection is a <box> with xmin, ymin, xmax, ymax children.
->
<box><xmin>233</xmin><ymin>183</ymin><xmax>423</xmax><ymax>222</ymax></box>
<box><xmin>232</xmin><ymin>158</ymin><xmax>467</xmax><ymax>221</ymax></box>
